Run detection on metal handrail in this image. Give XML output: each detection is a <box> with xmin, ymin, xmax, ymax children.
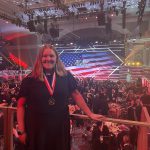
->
<box><xmin>0</xmin><ymin>106</ymin><xmax>150</xmax><ymax>150</ymax></box>
<box><xmin>137</xmin><ymin>106</ymin><xmax>150</xmax><ymax>150</ymax></box>
<box><xmin>71</xmin><ymin>113</ymin><xmax>150</xmax><ymax>128</ymax></box>
<box><xmin>1</xmin><ymin>106</ymin><xmax>150</xmax><ymax>127</ymax></box>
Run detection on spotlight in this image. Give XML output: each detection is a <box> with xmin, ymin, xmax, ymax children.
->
<box><xmin>128</xmin><ymin>62</ymin><xmax>131</xmax><ymax>66</ymax></box>
<box><xmin>136</xmin><ymin>62</ymin><xmax>140</xmax><ymax>66</ymax></box>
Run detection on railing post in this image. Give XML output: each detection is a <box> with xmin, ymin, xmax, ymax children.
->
<box><xmin>7</xmin><ymin>108</ymin><xmax>15</xmax><ymax>150</ymax></box>
<box><xmin>1</xmin><ymin>106</ymin><xmax>149</xmax><ymax>150</ymax></box>
<box><xmin>137</xmin><ymin>126</ymin><xmax>148</xmax><ymax>150</ymax></box>
<box><xmin>2</xmin><ymin>107</ymin><xmax>15</xmax><ymax>150</ymax></box>
<box><xmin>137</xmin><ymin>107</ymin><xmax>150</xmax><ymax>150</ymax></box>
<box><xmin>3</xmin><ymin>107</ymin><xmax>9</xmax><ymax>150</ymax></box>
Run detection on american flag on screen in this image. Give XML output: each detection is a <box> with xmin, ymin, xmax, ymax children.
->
<box><xmin>60</xmin><ymin>52</ymin><xmax>120</xmax><ymax>78</ymax></box>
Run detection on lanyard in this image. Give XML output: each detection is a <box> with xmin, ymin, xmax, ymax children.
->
<box><xmin>44</xmin><ymin>72</ymin><xmax>56</xmax><ymax>96</ymax></box>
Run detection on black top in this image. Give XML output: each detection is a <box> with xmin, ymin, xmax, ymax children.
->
<box><xmin>18</xmin><ymin>71</ymin><xmax>77</xmax><ymax>114</ymax></box>
<box><xmin>17</xmin><ymin>71</ymin><xmax>77</xmax><ymax>150</ymax></box>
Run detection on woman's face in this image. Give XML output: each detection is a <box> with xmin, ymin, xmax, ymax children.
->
<box><xmin>42</xmin><ymin>48</ymin><xmax>57</xmax><ymax>70</ymax></box>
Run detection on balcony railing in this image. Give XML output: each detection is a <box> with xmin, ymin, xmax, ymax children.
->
<box><xmin>0</xmin><ymin>106</ymin><xmax>150</xmax><ymax>150</ymax></box>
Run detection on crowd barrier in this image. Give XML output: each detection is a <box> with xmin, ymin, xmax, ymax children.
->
<box><xmin>0</xmin><ymin>106</ymin><xmax>150</xmax><ymax>150</ymax></box>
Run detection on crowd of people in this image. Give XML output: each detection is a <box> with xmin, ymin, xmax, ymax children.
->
<box><xmin>0</xmin><ymin>78</ymin><xmax>20</xmax><ymax>107</ymax></box>
<box><xmin>0</xmin><ymin>77</ymin><xmax>147</xmax><ymax>117</ymax></box>
<box><xmin>70</xmin><ymin>78</ymin><xmax>147</xmax><ymax>119</ymax></box>
<box><xmin>0</xmin><ymin>75</ymin><xmax>150</xmax><ymax>150</ymax></box>
<box><xmin>68</xmin><ymin>77</ymin><xmax>149</xmax><ymax>150</ymax></box>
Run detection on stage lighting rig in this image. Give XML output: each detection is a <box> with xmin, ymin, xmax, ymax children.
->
<box><xmin>122</xmin><ymin>0</ymin><xmax>126</xmax><ymax>29</ymax></box>
<box><xmin>97</xmin><ymin>0</ymin><xmax>105</xmax><ymax>26</ymax></box>
<box><xmin>137</xmin><ymin>0</ymin><xmax>146</xmax><ymax>25</ymax></box>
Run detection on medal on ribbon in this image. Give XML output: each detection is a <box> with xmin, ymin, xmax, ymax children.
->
<box><xmin>48</xmin><ymin>97</ymin><xmax>55</xmax><ymax>105</ymax></box>
<box><xmin>44</xmin><ymin>72</ymin><xmax>56</xmax><ymax>106</ymax></box>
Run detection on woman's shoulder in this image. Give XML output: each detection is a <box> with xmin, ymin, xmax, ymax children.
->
<box><xmin>66</xmin><ymin>71</ymin><xmax>74</xmax><ymax>78</ymax></box>
<box><xmin>61</xmin><ymin>71</ymin><xmax>76</xmax><ymax>82</ymax></box>
<box><xmin>21</xmin><ymin>75</ymin><xmax>36</xmax><ymax>84</ymax></box>
<box><xmin>57</xmin><ymin>71</ymin><xmax>71</xmax><ymax>78</ymax></box>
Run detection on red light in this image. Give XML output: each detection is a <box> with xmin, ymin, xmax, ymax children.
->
<box><xmin>9</xmin><ymin>53</ymin><xmax>28</xmax><ymax>69</ymax></box>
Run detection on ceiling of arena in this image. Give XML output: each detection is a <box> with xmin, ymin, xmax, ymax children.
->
<box><xmin>0</xmin><ymin>0</ymin><xmax>149</xmax><ymax>69</ymax></box>
<box><xmin>0</xmin><ymin>0</ymin><xmax>150</xmax><ymax>44</ymax></box>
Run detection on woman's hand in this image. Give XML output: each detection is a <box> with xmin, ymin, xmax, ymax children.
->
<box><xmin>89</xmin><ymin>113</ymin><xmax>106</xmax><ymax>121</ymax></box>
<box><xmin>18</xmin><ymin>132</ymin><xmax>27</xmax><ymax>145</ymax></box>
<box><xmin>0</xmin><ymin>102</ymin><xmax>8</xmax><ymax>106</ymax></box>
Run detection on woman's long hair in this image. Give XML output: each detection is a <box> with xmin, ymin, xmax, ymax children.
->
<box><xmin>31</xmin><ymin>44</ymin><xmax>67</xmax><ymax>81</ymax></box>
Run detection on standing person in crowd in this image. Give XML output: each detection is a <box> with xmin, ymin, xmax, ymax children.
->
<box><xmin>93</xmin><ymin>93</ymin><xmax>100</xmax><ymax>114</ymax></box>
<box><xmin>98</xmin><ymin>91</ymin><xmax>109</xmax><ymax>115</ymax></box>
<box><xmin>127</xmin><ymin>97</ymin><xmax>142</xmax><ymax>121</ymax></box>
<box><xmin>127</xmin><ymin>100</ymin><xmax>135</xmax><ymax>121</ymax></box>
<box><xmin>141</xmin><ymin>88</ymin><xmax>150</xmax><ymax>114</ymax></box>
<box><xmin>17</xmin><ymin>44</ymin><xmax>104</xmax><ymax>150</ymax></box>
<box><xmin>134</xmin><ymin>96</ymin><xmax>142</xmax><ymax>121</ymax></box>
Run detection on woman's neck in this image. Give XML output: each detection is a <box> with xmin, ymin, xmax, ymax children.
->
<box><xmin>44</xmin><ymin>69</ymin><xmax>54</xmax><ymax>75</ymax></box>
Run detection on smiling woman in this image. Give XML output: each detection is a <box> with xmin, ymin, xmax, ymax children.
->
<box><xmin>17</xmin><ymin>44</ymin><xmax>104</xmax><ymax>150</ymax></box>
<box><xmin>31</xmin><ymin>44</ymin><xmax>67</xmax><ymax>80</ymax></box>
<box><xmin>42</xmin><ymin>48</ymin><xmax>56</xmax><ymax>71</ymax></box>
